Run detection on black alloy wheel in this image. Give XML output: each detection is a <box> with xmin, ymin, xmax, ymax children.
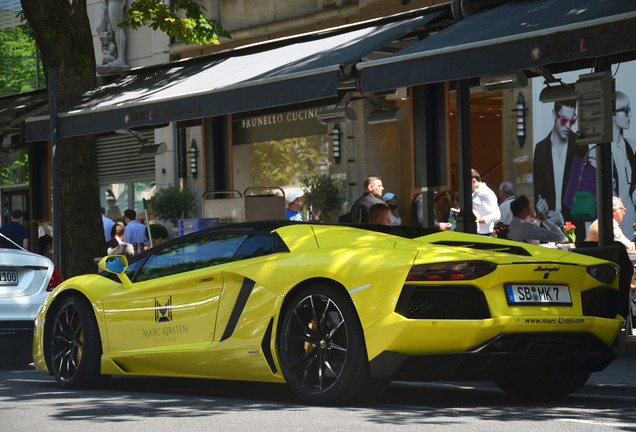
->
<box><xmin>279</xmin><ymin>284</ymin><xmax>386</xmax><ymax>405</ymax></box>
<box><xmin>49</xmin><ymin>295</ymin><xmax>106</xmax><ymax>388</ymax></box>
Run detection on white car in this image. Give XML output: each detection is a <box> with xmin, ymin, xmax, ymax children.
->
<box><xmin>0</xmin><ymin>233</ymin><xmax>63</xmax><ymax>365</ymax></box>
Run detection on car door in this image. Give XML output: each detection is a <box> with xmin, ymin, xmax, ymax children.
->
<box><xmin>102</xmin><ymin>232</ymin><xmax>249</xmax><ymax>355</ymax></box>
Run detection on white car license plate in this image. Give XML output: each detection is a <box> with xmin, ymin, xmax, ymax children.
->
<box><xmin>505</xmin><ymin>284</ymin><xmax>572</xmax><ymax>305</ymax></box>
<box><xmin>0</xmin><ymin>270</ymin><xmax>18</xmax><ymax>286</ymax></box>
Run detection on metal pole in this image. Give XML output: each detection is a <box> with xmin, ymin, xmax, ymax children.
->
<box><xmin>48</xmin><ymin>68</ymin><xmax>61</xmax><ymax>269</ymax></box>
<box><xmin>595</xmin><ymin>58</ymin><xmax>613</xmax><ymax>246</ymax></box>
<box><xmin>143</xmin><ymin>198</ymin><xmax>153</xmax><ymax>248</ymax></box>
<box><xmin>456</xmin><ymin>79</ymin><xmax>475</xmax><ymax>234</ymax></box>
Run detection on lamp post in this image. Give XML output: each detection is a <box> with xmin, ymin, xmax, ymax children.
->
<box><xmin>330</xmin><ymin>123</ymin><xmax>342</xmax><ymax>164</ymax></box>
<box><xmin>512</xmin><ymin>92</ymin><xmax>527</xmax><ymax>147</ymax></box>
<box><xmin>189</xmin><ymin>138</ymin><xmax>198</xmax><ymax>178</ymax></box>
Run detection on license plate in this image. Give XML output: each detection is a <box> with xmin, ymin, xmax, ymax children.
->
<box><xmin>0</xmin><ymin>270</ymin><xmax>18</xmax><ymax>286</ymax></box>
<box><xmin>504</xmin><ymin>284</ymin><xmax>572</xmax><ymax>305</ymax></box>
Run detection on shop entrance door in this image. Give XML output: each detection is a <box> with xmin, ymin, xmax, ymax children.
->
<box><xmin>1</xmin><ymin>188</ymin><xmax>29</xmax><ymax>226</ymax></box>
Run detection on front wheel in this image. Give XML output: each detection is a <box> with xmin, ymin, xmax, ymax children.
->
<box><xmin>48</xmin><ymin>295</ymin><xmax>107</xmax><ymax>388</ymax></box>
<box><xmin>278</xmin><ymin>284</ymin><xmax>387</xmax><ymax>405</ymax></box>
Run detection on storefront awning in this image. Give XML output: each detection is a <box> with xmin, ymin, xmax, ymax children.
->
<box><xmin>0</xmin><ymin>89</ymin><xmax>47</xmax><ymax>137</ymax></box>
<box><xmin>358</xmin><ymin>0</ymin><xmax>636</xmax><ymax>93</ymax></box>
<box><xmin>26</xmin><ymin>9</ymin><xmax>447</xmax><ymax>141</ymax></box>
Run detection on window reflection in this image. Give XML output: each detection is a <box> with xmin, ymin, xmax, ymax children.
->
<box><xmin>101</xmin><ymin>183</ymin><xmax>128</xmax><ymax>222</ymax></box>
<box><xmin>133</xmin><ymin>233</ymin><xmax>277</xmax><ymax>282</ymax></box>
<box><xmin>136</xmin><ymin>234</ymin><xmax>247</xmax><ymax>281</ymax></box>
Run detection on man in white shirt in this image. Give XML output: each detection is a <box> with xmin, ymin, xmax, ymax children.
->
<box><xmin>587</xmin><ymin>196</ymin><xmax>635</xmax><ymax>250</ymax></box>
<box><xmin>471</xmin><ymin>169</ymin><xmax>500</xmax><ymax>235</ymax></box>
<box><xmin>509</xmin><ymin>195</ymin><xmax>567</xmax><ymax>245</ymax></box>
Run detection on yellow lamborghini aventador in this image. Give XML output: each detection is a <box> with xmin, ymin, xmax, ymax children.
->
<box><xmin>33</xmin><ymin>222</ymin><xmax>625</xmax><ymax>404</ymax></box>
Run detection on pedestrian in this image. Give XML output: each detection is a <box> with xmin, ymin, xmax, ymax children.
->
<box><xmin>102</xmin><ymin>206</ymin><xmax>114</xmax><ymax>241</ymax></box>
<box><xmin>508</xmin><ymin>195</ymin><xmax>566</xmax><ymax>245</ymax></box>
<box><xmin>38</xmin><ymin>234</ymin><xmax>54</xmax><ymax>261</ymax></box>
<box><xmin>411</xmin><ymin>192</ymin><xmax>451</xmax><ymax>230</ymax></box>
<box><xmin>350</xmin><ymin>175</ymin><xmax>385</xmax><ymax>223</ymax></box>
<box><xmin>498</xmin><ymin>181</ymin><xmax>515</xmax><ymax>225</ymax></box>
<box><xmin>285</xmin><ymin>190</ymin><xmax>304</xmax><ymax>221</ymax></box>
<box><xmin>107</xmin><ymin>223</ymin><xmax>135</xmax><ymax>257</ymax></box>
<box><xmin>382</xmin><ymin>192</ymin><xmax>402</xmax><ymax>226</ymax></box>
<box><xmin>368</xmin><ymin>203</ymin><xmax>391</xmax><ymax>226</ymax></box>
<box><xmin>123</xmin><ymin>209</ymin><xmax>147</xmax><ymax>252</ymax></box>
<box><xmin>0</xmin><ymin>209</ymin><xmax>28</xmax><ymax>249</ymax></box>
<box><xmin>471</xmin><ymin>169</ymin><xmax>500</xmax><ymax>235</ymax></box>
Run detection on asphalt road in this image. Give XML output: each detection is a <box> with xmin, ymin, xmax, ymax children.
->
<box><xmin>2</xmin><ymin>362</ymin><xmax>636</xmax><ymax>432</ymax></box>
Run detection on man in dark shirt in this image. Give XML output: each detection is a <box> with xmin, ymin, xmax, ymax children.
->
<box><xmin>0</xmin><ymin>209</ymin><xmax>28</xmax><ymax>249</ymax></box>
<box><xmin>350</xmin><ymin>175</ymin><xmax>384</xmax><ymax>223</ymax></box>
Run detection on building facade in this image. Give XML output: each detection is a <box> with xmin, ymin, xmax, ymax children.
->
<box><xmin>3</xmin><ymin>0</ymin><xmax>634</xmax><ymax>249</ymax></box>
<box><xmin>79</xmin><ymin>0</ymin><xmax>513</xmax><ymax>231</ymax></box>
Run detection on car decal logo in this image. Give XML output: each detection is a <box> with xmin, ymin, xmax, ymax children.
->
<box><xmin>155</xmin><ymin>296</ymin><xmax>173</xmax><ymax>322</ymax></box>
<box><xmin>534</xmin><ymin>265</ymin><xmax>559</xmax><ymax>279</ymax></box>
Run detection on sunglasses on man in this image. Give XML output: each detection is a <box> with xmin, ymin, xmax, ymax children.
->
<box><xmin>558</xmin><ymin>116</ymin><xmax>577</xmax><ymax>126</ymax></box>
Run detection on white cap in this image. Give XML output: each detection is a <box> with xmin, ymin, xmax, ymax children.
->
<box><xmin>286</xmin><ymin>190</ymin><xmax>304</xmax><ymax>203</ymax></box>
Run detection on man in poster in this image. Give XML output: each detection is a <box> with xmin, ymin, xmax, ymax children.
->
<box><xmin>533</xmin><ymin>99</ymin><xmax>588</xmax><ymax>240</ymax></box>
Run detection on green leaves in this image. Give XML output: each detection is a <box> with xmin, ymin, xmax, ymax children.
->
<box><xmin>150</xmin><ymin>185</ymin><xmax>198</xmax><ymax>226</ymax></box>
<box><xmin>301</xmin><ymin>174</ymin><xmax>345</xmax><ymax>223</ymax></box>
<box><xmin>0</xmin><ymin>26</ymin><xmax>44</xmax><ymax>96</ymax></box>
<box><xmin>122</xmin><ymin>0</ymin><xmax>231</xmax><ymax>46</ymax></box>
<box><xmin>76</xmin><ymin>54</ymin><xmax>91</xmax><ymax>75</ymax></box>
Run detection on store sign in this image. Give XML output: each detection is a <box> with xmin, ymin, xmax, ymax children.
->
<box><xmin>232</xmin><ymin>108</ymin><xmax>327</xmax><ymax>145</ymax></box>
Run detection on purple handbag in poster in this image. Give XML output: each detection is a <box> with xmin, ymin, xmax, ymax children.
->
<box><xmin>563</xmin><ymin>153</ymin><xmax>596</xmax><ymax>210</ymax></box>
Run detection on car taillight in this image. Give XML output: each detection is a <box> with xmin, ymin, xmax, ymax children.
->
<box><xmin>406</xmin><ymin>261</ymin><xmax>496</xmax><ymax>281</ymax></box>
<box><xmin>47</xmin><ymin>266</ymin><xmax>64</xmax><ymax>291</ymax></box>
<box><xmin>586</xmin><ymin>263</ymin><xmax>619</xmax><ymax>284</ymax></box>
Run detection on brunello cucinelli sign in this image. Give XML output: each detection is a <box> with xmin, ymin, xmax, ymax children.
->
<box><xmin>232</xmin><ymin>108</ymin><xmax>328</xmax><ymax>145</ymax></box>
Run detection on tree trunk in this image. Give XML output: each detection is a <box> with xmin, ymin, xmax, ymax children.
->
<box><xmin>21</xmin><ymin>0</ymin><xmax>104</xmax><ymax>277</ymax></box>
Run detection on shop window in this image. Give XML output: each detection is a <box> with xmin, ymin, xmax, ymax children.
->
<box><xmin>101</xmin><ymin>180</ymin><xmax>156</xmax><ymax>224</ymax></box>
<box><xmin>101</xmin><ymin>183</ymin><xmax>128</xmax><ymax>222</ymax></box>
<box><xmin>234</xmin><ymin>135</ymin><xmax>329</xmax><ymax>192</ymax></box>
<box><xmin>0</xmin><ymin>148</ymin><xmax>28</xmax><ymax>185</ymax></box>
<box><xmin>133</xmin><ymin>180</ymin><xmax>156</xmax><ymax>221</ymax></box>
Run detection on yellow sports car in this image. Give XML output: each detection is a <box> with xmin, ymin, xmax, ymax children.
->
<box><xmin>33</xmin><ymin>222</ymin><xmax>625</xmax><ymax>404</ymax></box>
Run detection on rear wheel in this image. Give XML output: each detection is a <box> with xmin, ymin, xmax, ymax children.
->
<box><xmin>48</xmin><ymin>295</ymin><xmax>106</xmax><ymax>388</ymax></box>
<box><xmin>495</xmin><ymin>366</ymin><xmax>591</xmax><ymax>398</ymax></box>
<box><xmin>278</xmin><ymin>284</ymin><xmax>387</xmax><ymax>405</ymax></box>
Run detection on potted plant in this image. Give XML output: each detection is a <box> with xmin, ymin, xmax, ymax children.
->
<box><xmin>150</xmin><ymin>185</ymin><xmax>198</xmax><ymax>227</ymax></box>
<box><xmin>149</xmin><ymin>223</ymin><xmax>169</xmax><ymax>245</ymax></box>
<box><xmin>301</xmin><ymin>174</ymin><xmax>346</xmax><ymax>223</ymax></box>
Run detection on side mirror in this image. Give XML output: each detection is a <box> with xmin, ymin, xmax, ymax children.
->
<box><xmin>99</xmin><ymin>255</ymin><xmax>128</xmax><ymax>274</ymax></box>
<box><xmin>98</xmin><ymin>255</ymin><xmax>133</xmax><ymax>289</ymax></box>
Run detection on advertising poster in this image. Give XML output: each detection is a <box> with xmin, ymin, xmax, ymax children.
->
<box><xmin>532</xmin><ymin>61</ymin><xmax>636</xmax><ymax>241</ymax></box>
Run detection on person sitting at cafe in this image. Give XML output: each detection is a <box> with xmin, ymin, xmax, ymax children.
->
<box><xmin>587</xmin><ymin>196</ymin><xmax>635</xmax><ymax>250</ymax></box>
<box><xmin>368</xmin><ymin>203</ymin><xmax>392</xmax><ymax>226</ymax></box>
<box><xmin>508</xmin><ymin>195</ymin><xmax>566</xmax><ymax>245</ymax></box>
